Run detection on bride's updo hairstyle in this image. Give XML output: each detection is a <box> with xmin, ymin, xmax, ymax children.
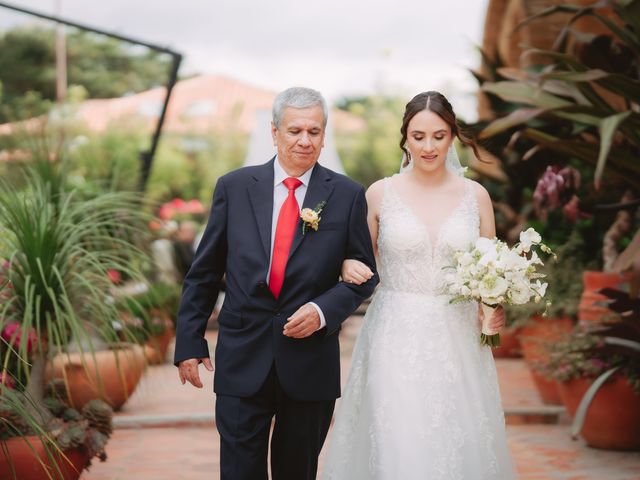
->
<box><xmin>399</xmin><ymin>91</ymin><xmax>481</xmax><ymax>167</ymax></box>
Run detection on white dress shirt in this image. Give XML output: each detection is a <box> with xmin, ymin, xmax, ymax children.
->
<box><xmin>267</xmin><ymin>157</ymin><xmax>326</xmax><ymax>330</ymax></box>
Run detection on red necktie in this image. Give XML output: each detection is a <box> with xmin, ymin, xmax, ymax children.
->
<box><xmin>269</xmin><ymin>177</ymin><xmax>302</xmax><ymax>298</ymax></box>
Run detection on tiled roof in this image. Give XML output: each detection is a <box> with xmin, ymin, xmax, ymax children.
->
<box><xmin>69</xmin><ymin>74</ymin><xmax>365</xmax><ymax>134</ymax></box>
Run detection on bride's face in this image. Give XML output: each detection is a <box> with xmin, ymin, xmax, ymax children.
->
<box><xmin>405</xmin><ymin>109</ymin><xmax>454</xmax><ymax>173</ymax></box>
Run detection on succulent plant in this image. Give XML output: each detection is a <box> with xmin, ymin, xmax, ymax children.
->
<box><xmin>51</xmin><ymin>418</ymin><xmax>88</xmax><ymax>451</ymax></box>
<box><xmin>82</xmin><ymin>399</ymin><xmax>114</xmax><ymax>437</ymax></box>
<box><xmin>42</xmin><ymin>396</ymin><xmax>67</xmax><ymax>417</ymax></box>
<box><xmin>85</xmin><ymin>429</ymin><xmax>109</xmax><ymax>462</ymax></box>
<box><xmin>0</xmin><ymin>402</ymin><xmax>34</xmax><ymax>440</ymax></box>
<box><xmin>61</xmin><ymin>407</ymin><xmax>83</xmax><ymax>422</ymax></box>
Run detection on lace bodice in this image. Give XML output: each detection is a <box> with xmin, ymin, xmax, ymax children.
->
<box><xmin>377</xmin><ymin>175</ymin><xmax>480</xmax><ymax>295</ymax></box>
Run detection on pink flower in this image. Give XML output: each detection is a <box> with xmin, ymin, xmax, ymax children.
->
<box><xmin>159</xmin><ymin>198</ymin><xmax>205</xmax><ymax>220</ymax></box>
<box><xmin>169</xmin><ymin>198</ymin><xmax>186</xmax><ymax>209</ymax></box>
<box><xmin>107</xmin><ymin>269</ymin><xmax>122</xmax><ymax>284</ymax></box>
<box><xmin>533</xmin><ymin>166</ymin><xmax>581</xmax><ymax>220</ymax></box>
<box><xmin>0</xmin><ymin>371</ymin><xmax>15</xmax><ymax>389</ymax></box>
<box><xmin>148</xmin><ymin>219</ymin><xmax>163</xmax><ymax>231</ymax></box>
<box><xmin>184</xmin><ymin>200</ymin><xmax>204</xmax><ymax>214</ymax></box>
<box><xmin>158</xmin><ymin>204</ymin><xmax>174</xmax><ymax>220</ymax></box>
<box><xmin>1</xmin><ymin>322</ymin><xmax>38</xmax><ymax>354</ymax></box>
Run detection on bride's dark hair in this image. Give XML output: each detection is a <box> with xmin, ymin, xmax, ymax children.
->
<box><xmin>399</xmin><ymin>91</ymin><xmax>481</xmax><ymax>167</ymax></box>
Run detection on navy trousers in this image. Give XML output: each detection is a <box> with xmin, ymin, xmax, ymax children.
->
<box><xmin>216</xmin><ymin>364</ymin><xmax>335</xmax><ymax>480</ymax></box>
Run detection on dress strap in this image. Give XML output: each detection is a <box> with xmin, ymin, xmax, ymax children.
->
<box><xmin>463</xmin><ymin>178</ymin><xmax>480</xmax><ymax>218</ymax></box>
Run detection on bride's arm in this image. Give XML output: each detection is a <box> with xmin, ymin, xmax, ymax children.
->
<box><xmin>341</xmin><ymin>180</ymin><xmax>384</xmax><ymax>285</ymax></box>
<box><xmin>475</xmin><ymin>182</ymin><xmax>505</xmax><ymax>330</ymax></box>
<box><xmin>476</xmin><ymin>182</ymin><xmax>496</xmax><ymax>239</ymax></box>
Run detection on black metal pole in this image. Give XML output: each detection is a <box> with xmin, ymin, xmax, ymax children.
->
<box><xmin>138</xmin><ymin>52</ymin><xmax>182</xmax><ymax>190</ymax></box>
<box><xmin>0</xmin><ymin>1</ymin><xmax>183</xmax><ymax>191</ymax></box>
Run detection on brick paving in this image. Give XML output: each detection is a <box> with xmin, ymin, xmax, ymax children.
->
<box><xmin>81</xmin><ymin>316</ymin><xmax>640</xmax><ymax>479</ymax></box>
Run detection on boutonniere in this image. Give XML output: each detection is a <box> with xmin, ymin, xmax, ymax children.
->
<box><xmin>300</xmin><ymin>201</ymin><xmax>326</xmax><ymax>234</ymax></box>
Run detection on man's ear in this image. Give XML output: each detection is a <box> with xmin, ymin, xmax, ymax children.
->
<box><xmin>271</xmin><ymin>122</ymin><xmax>278</xmax><ymax>146</ymax></box>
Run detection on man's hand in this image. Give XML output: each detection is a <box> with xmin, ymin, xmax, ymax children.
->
<box><xmin>283</xmin><ymin>304</ymin><xmax>320</xmax><ymax>339</ymax></box>
<box><xmin>341</xmin><ymin>259</ymin><xmax>373</xmax><ymax>285</ymax></box>
<box><xmin>178</xmin><ymin>357</ymin><xmax>214</xmax><ymax>388</ymax></box>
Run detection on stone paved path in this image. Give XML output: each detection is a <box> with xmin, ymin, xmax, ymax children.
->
<box><xmin>82</xmin><ymin>316</ymin><xmax>640</xmax><ymax>479</ymax></box>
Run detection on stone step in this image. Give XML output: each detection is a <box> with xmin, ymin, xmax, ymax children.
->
<box><xmin>113</xmin><ymin>406</ymin><xmax>566</xmax><ymax>430</ymax></box>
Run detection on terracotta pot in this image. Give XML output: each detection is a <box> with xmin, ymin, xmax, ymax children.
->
<box><xmin>519</xmin><ymin>316</ymin><xmax>574</xmax><ymax>405</ymax></box>
<box><xmin>528</xmin><ymin>371</ymin><xmax>563</xmax><ymax>405</ymax></box>
<box><xmin>579</xmin><ymin>271</ymin><xmax>634</xmax><ymax>323</ymax></box>
<box><xmin>492</xmin><ymin>326</ymin><xmax>522</xmax><ymax>358</ymax></box>
<box><xmin>144</xmin><ymin>324</ymin><xmax>175</xmax><ymax>365</ymax></box>
<box><xmin>558</xmin><ymin>375</ymin><xmax>640</xmax><ymax>450</ymax></box>
<box><xmin>46</xmin><ymin>343</ymin><xmax>146</xmax><ymax>411</ymax></box>
<box><xmin>0</xmin><ymin>435</ymin><xmax>89</xmax><ymax>480</ymax></box>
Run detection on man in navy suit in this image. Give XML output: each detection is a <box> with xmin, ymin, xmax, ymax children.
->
<box><xmin>174</xmin><ymin>87</ymin><xmax>378</xmax><ymax>479</ymax></box>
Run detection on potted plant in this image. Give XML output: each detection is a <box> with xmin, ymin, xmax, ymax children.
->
<box><xmin>0</xmin><ymin>158</ymin><xmax>150</xmax><ymax>414</ymax></box>
<box><xmin>0</xmin><ymin>386</ymin><xmax>114</xmax><ymax>480</ymax></box>
<box><xmin>545</xmin><ymin>287</ymin><xmax>640</xmax><ymax>450</ymax></box>
<box><xmin>470</xmin><ymin>0</ymin><xmax>640</xmax><ymax>321</ymax></box>
<box><xmin>117</xmin><ymin>281</ymin><xmax>180</xmax><ymax>365</ymax></box>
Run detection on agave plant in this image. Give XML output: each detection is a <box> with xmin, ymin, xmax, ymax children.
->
<box><xmin>0</xmin><ymin>159</ymin><xmax>150</xmax><ymax>405</ymax></box>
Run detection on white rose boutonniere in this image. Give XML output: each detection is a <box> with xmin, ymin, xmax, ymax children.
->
<box><xmin>300</xmin><ymin>201</ymin><xmax>326</xmax><ymax>234</ymax></box>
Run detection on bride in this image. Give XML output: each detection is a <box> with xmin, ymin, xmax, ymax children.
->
<box><xmin>321</xmin><ymin>92</ymin><xmax>516</xmax><ymax>479</ymax></box>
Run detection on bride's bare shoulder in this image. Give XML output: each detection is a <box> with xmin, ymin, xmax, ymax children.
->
<box><xmin>466</xmin><ymin>178</ymin><xmax>492</xmax><ymax>208</ymax></box>
<box><xmin>365</xmin><ymin>178</ymin><xmax>388</xmax><ymax>210</ymax></box>
<box><xmin>366</xmin><ymin>178</ymin><xmax>390</xmax><ymax>197</ymax></box>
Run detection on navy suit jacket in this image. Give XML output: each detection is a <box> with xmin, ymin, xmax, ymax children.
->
<box><xmin>174</xmin><ymin>158</ymin><xmax>379</xmax><ymax>401</ymax></box>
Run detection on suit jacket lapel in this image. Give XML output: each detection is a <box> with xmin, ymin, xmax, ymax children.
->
<box><xmin>247</xmin><ymin>157</ymin><xmax>275</xmax><ymax>260</ymax></box>
<box><xmin>288</xmin><ymin>163</ymin><xmax>334</xmax><ymax>261</ymax></box>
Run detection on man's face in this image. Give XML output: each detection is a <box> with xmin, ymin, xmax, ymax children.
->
<box><xmin>271</xmin><ymin>105</ymin><xmax>325</xmax><ymax>175</ymax></box>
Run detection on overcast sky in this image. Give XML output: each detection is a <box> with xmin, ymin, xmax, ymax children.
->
<box><xmin>1</xmin><ymin>0</ymin><xmax>489</xmax><ymax>120</ymax></box>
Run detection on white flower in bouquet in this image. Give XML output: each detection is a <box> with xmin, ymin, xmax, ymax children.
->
<box><xmin>458</xmin><ymin>251</ymin><xmax>475</xmax><ymax>267</ymax></box>
<box><xmin>518</xmin><ymin>227</ymin><xmax>542</xmax><ymax>253</ymax></box>
<box><xmin>508</xmin><ymin>279</ymin><xmax>534</xmax><ymax>304</ymax></box>
<box><xmin>445</xmin><ymin>228</ymin><xmax>553</xmax><ymax>347</ymax></box>
<box><xmin>478</xmin><ymin>274</ymin><xmax>508</xmax><ymax>305</ymax></box>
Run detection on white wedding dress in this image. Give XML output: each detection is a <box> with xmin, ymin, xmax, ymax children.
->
<box><xmin>322</xmin><ymin>175</ymin><xmax>516</xmax><ymax>480</ymax></box>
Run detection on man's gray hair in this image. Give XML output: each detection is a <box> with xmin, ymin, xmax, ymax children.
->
<box><xmin>272</xmin><ymin>87</ymin><xmax>328</xmax><ymax>129</ymax></box>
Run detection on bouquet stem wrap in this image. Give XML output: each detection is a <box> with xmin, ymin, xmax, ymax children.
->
<box><xmin>480</xmin><ymin>303</ymin><xmax>501</xmax><ymax>347</ymax></box>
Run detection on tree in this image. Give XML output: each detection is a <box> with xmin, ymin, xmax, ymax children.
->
<box><xmin>0</xmin><ymin>26</ymin><xmax>172</xmax><ymax>122</ymax></box>
<box><xmin>334</xmin><ymin>95</ymin><xmax>406</xmax><ymax>187</ymax></box>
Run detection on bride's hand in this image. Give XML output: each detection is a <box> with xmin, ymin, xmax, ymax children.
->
<box><xmin>479</xmin><ymin>305</ymin><xmax>506</xmax><ymax>331</ymax></box>
<box><xmin>341</xmin><ymin>259</ymin><xmax>373</xmax><ymax>285</ymax></box>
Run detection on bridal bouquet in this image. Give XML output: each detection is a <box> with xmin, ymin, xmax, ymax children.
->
<box><xmin>445</xmin><ymin>228</ymin><xmax>553</xmax><ymax>347</ymax></box>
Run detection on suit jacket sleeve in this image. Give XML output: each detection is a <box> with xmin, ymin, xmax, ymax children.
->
<box><xmin>174</xmin><ymin>177</ymin><xmax>228</xmax><ymax>365</ymax></box>
<box><xmin>311</xmin><ymin>185</ymin><xmax>379</xmax><ymax>336</ymax></box>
